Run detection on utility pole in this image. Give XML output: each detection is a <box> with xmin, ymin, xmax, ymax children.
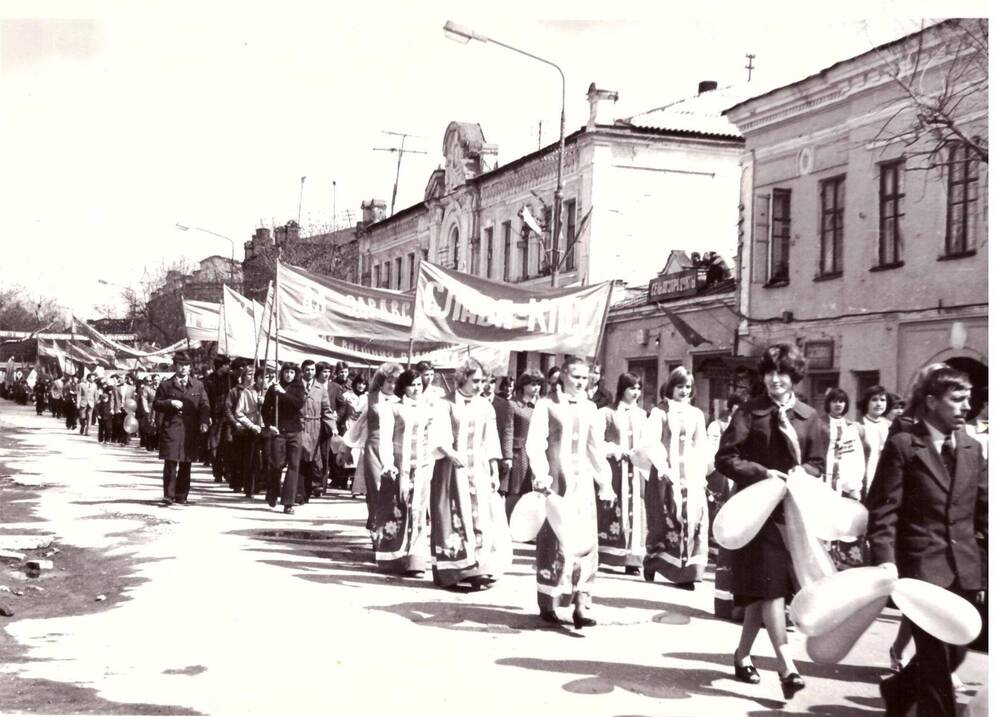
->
<box><xmin>332</xmin><ymin>180</ymin><xmax>337</xmax><ymax>231</ymax></box>
<box><xmin>373</xmin><ymin>131</ymin><xmax>427</xmax><ymax>215</ymax></box>
<box><xmin>745</xmin><ymin>53</ymin><xmax>756</xmax><ymax>82</ymax></box>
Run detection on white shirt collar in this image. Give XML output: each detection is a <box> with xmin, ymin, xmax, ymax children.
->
<box><xmin>923</xmin><ymin>420</ymin><xmax>953</xmax><ymax>453</ymax></box>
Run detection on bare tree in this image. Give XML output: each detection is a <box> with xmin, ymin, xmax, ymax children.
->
<box><xmin>872</xmin><ymin>19</ymin><xmax>988</xmax><ymax>170</ymax></box>
<box><xmin>125</xmin><ymin>258</ymin><xmax>197</xmax><ymax>345</ymax></box>
<box><xmin>0</xmin><ymin>284</ymin><xmax>67</xmax><ymax>331</ymax></box>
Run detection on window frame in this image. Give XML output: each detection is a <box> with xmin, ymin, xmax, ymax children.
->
<box><xmin>564</xmin><ymin>199</ymin><xmax>577</xmax><ymax>271</ymax></box>
<box><xmin>818</xmin><ymin>175</ymin><xmax>846</xmax><ymax>277</ymax></box>
<box><xmin>768</xmin><ymin>188</ymin><xmax>791</xmax><ymax>284</ymax></box>
<box><xmin>502</xmin><ymin>221</ymin><xmax>512</xmax><ymax>282</ymax></box>
<box><xmin>394</xmin><ymin>256</ymin><xmax>402</xmax><ymax>290</ymax></box>
<box><xmin>877</xmin><ymin>159</ymin><xmax>905</xmax><ymax>267</ymax></box>
<box><xmin>484</xmin><ymin>226</ymin><xmax>494</xmax><ymax>279</ymax></box>
<box><xmin>944</xmin><ymin>143</ymin><xmax>979</xmax><ymax>256</ymax></box>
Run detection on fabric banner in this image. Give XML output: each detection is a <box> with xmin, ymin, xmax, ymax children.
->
<box><xmin>222</xmin><ymin>286</ymin><xmax>259</xmax><ymax>359</ymax></box>
<box><xmin>182</xmin><ymin>300</ymin><xmax>221</xmax><ymax>342</ymax></box>
<box><xmin>277</xmin><ymin>260</ymin><xmax>418</xmax><ymax>343</ymax></box>
<box><xmin>71</xmin><ymin>316</ymin><xmax>185</xmax><ymax>360</ymax></box>
<box><xmin>411</xmin><ymin>262</ymin><xmax>613</xmax><ymax>356</ymax></box>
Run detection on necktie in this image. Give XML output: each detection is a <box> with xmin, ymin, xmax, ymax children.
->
<box><xmin>776</xmin><ymin>403</ymin><xmax>802</xmax><ymax>466</ymax></box>
<box><xmin>940</xmin><ymin>433</ymin><xmax>956</xmax><ymax>478</ymax></box>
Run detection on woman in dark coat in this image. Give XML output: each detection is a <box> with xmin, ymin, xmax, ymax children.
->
<box><xmin>153</xmin><ymin>352</ymin><xmax>210</xmax><ymax>506</ymax></box>
<box><xmin>499</xmin><ymin>369</ymin><xmax>543</xmax><ymax>519</ymax></box>
<box><xmin>715</xmin><ymin>343</ymin><xmax>824</xmax><ymax>699</ymax></box>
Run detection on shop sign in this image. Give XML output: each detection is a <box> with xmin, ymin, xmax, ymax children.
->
<box><xmin>648</xmin><ymin>268</ymin><xmax>706</xmax><ymax>301</ymax></box>
<box><xmin>803</xmin><ymin>339</ymin><xmax>835</xmax><ymax>370</ymax></box>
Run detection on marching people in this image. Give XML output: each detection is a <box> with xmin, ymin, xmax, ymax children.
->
<box><xmin>152</xmin><ymin>352</ymin><xmax>210</xmax><ymax>506</ymax></box>
<box><xmin>339</xmin><ymin>373</ymin><xmax>367</xmax><ymax>495</ymax></box>
<box><xmin>526</xmin><ymin>355</ymin><xmax>614</xmax><ymax>628</ymax></box>
<box><xmin>857</xmin><ymin>384</ymin><xmax>890</xmax><ymax>500</ymax></box>
<box><xmin>76</xmin><ymin>373</ymin><xmax>98</xmax><ymax>436</ymax></box>
<box><xmin>415</xmin><ymin>360</ymin><xmax>444</xmax><ymax>404</ymax></box>
<box><xmin>586</xmin><ymin>362</ymin><xmax>613</xmax><ymax>409</ymax></box>
<box><xmin>296</xmin><ymin>359</ymin><xmax>336</xmax><ymax>502</ymax></box>
<box><xmin>493</xmin><ymin>374</ymin><xmax>514</xmax><ymax>505</ymax></box>
<box><xmin>315</xmin><ymin>361</ymin><xmax>335</xmax><ymax>489</ymax></box>
<box><xmin>429</xmin><ymin>357</ymin><xmax>506</xmax><ymax>590</ymax></box>
<box><xmin>95</xmin><ymin>386</ymin><xmax>114</xmax><ymax>444</ymax></box>
<box><xmin>261</xmin><ymin>362</ymin><xmax>307</xmax><ymax>514</ymax></box>
<box><xmin>33</xmin><ymin>377</ymin><xmax>48</xmax><ymax>415</ymax></box>
<box><xmin>642</xmin><ymin>366</ymin><xmax>710</xmax><ymax>589</ymax></box>
<box><xmin>498</xmin><ymin>369</ymin><xmax>543</xmax><ymax>519</ymax></box>
<box><xmin>373</xmin><ymin>368</ymin><xmax>434</xmax><ymax>576</ymax></box>
<box><xmin>225</xmin><ymin>364</ymin><xmax>266</xmax><ymax>498</ymax></box>
<box><xmin>868</xmin><ymin>365</ymin><xmax>987</xmax><ymax>717</ymax></box>
<box><xmin>544</xmin><ymin>365</ymin><xmax>561</xmax><ymax>399</ymax></box>
<box><xmin>63</xmin><ymin>374</ymin><xmax>79</xmax><ymax>430</ymax></box>
<box><xmin>49</xmin><ymin>374</ymin><xmax>64</xmax><ymax>418</ymax></box>
<box><xmin>203</xmin><ymin>356</ymin><xmax>233</xmax><ymax>483</ymax></box>
<box><xmin>136</xmin><ymin>376</ymin><xmax>158</xmax><ymax>451</ymax></box>
<box><xmin>596</xmin><ymin>371</ymin><xmax>648</xmax><ymax>575</ymax></box>
<box><xmin>715</xmin><ymin>343</ymin><xmax>825</xmax><ymax>700</ymax></box>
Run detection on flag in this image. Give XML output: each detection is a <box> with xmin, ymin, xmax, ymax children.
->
<box><xmin>182</xmin><ymin>300</ymin><xmax>221</xmax><ymax>342</ymax></box>
<box><xmin>660</xmin><ymin>307</ymin><xmax>712</xmax><ymax>347</ymax></box>
<box><xmin>519</xmin><ymin>205</ymin><xmax>543</xmax><ymax>236</ymax></box>
<box><xmin>411</xmin><ymin>262</ymin><xmax>613</xmax><ymax>357</ymax></box>
<box><xmin>72</xmin><ymin>316</ymin><xmax>186</xmax><ymax>360</ymax></box>
<box><xmin>221</xmin><ymin>285</ymin><xmax>259</xmax><ymax>359</ymax></box>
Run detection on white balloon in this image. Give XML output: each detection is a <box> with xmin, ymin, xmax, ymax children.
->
<box><xmin>892</xmin><ymin>578</ymin><xmax>983</xmax><ymax>645</ymax></box>
<box><xmin>781</xmin><ymin>491</ymin><xmax>836</xmax><ymax>588</ymax></box>
<box><xmin>786</xmin><ymin>467</ymin><xmax>868</xmax><ymax>541</ymax></box>
<box><xmin>790</xmin><ymin>566</ymin><xmax>896</xmax><ymax>636</ymax></box>
<box><xmin>546</xmin><ymin>493</ymin><xmax>596</xmax><ymax>558</ymax></box>
<box><xmin>509</xmin><ymin>492</ymin><xmax>546</xmax><ymax>542</ymax></box>
<box><xmin>712</xmin><ymin>476</ymin><xmax>787</xmax><ymax>550</ymax></box>
<box><xmin>488</xmin><ymin>493</ymin><xmax>513</xmax><ymax>573</ymax></box>
<box><xmin>806</xmin><ymin>596</ymin><xmax>887</xmax><ymax>663</ymax></box>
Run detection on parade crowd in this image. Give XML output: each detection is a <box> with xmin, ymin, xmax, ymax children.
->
<box><xmin>0</xmin><ymin>343</ymin><xmax>987</xmax><ymax>715</ymax></box>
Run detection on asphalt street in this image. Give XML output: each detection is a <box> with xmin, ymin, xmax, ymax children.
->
<box><xmin>0</xmin><ymin>401</ymin><xmax>988</xmax><ymax>716</ymax></box>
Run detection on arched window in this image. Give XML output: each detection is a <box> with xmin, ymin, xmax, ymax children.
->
<box><xmin>450</xmin><ymin>226</ymin><xmax>460</xmax><ymax>269</ymax></box>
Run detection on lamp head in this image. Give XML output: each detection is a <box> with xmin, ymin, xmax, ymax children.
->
<box><xmin>443</xmin><ymin>20</ymin><xmax>486</xmax><ymax>44</ymax></box>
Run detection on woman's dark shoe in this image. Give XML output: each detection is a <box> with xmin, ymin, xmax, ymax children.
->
<box><xmin>733</xmin><ymin>655</ymin><xmax>760</xmax><ymax>684</ymax></box>
<box><xmin>624</xmin><ymin>566</ymin><xmax>640</xmax><ymax>576</ymax></box>
<box><xmin>643</xmin><ymin>565</ymin><xmax>656</xmax><ymax>582</ymax></box>
<box><xmin>780</xmin><ymin>672</ymin><xmax>805</xmax><ymax>699</ymax></box>
<box><xmin>539</xmin><ymin>610</ymin><xmax>561</xmax><ymax>625</ymax></box>
<box><xmin>572</xmin><ymin>610</ymin><xmax>597</xmax><ymax>630</ymax></box>
<box><xmin>672</xmin><ymin>581</ymin><xmax>696</xmax><ymax>591</ymax></box>
<box><xmin>283</xmin><ymin>505</ymin><xmax>295</xmax><ymax>515</ymax></box>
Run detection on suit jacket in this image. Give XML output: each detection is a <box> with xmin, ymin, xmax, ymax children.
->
<box><xmin>298</xmin><ymin>379</ymin><xmax>336</xmax><ymax>458</ymax></box>
<box><xmin>77</xmin><ymin>381</ymin><xmax>98</xmax><ymax>409</ymax></box>
<box><xmin>153</xmin><ymin>376</ymin><xmax>211</xmax><ymax>463</ymax></box>
<box><xmin>262</xmin><ymin>381</ymin><xmax>307</xmax><ymax>435</ymax></box>
<box><xmin>866</xmin><ymin>421</ymin><xmax>987</xmax><ymax>590</ymax></box>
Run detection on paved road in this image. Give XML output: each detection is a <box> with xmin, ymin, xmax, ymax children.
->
<box><xmin>0</xmin><ymin>401</ymin><xmax>987</xmax><ymax>716</ymax></box>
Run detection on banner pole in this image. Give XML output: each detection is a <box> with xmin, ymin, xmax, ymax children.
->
<box><xmin>591</xmin><ymin>281</ymin><xmax>615</xmax><ymax>367</ymax></box>
<box><xmin>407</xmin><ymin>338</ymin><xmax>413</xmax><ymax>369</ymax></box>
<box><xmin>274</xmin><ymin>257</ymin><xmax>281</xmax><ymax>427</ymax></box>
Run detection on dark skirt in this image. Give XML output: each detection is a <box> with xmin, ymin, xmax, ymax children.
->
<box><xmin>731</xmin><ymin>517</ymin><xmax>794</xmax><ymax>604</ymax></box>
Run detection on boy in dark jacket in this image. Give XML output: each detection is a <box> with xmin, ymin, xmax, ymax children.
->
<box><xmin>261</xmin><ymin>362</ymin><xmax>306</xmax><ymax>514</ymax></box>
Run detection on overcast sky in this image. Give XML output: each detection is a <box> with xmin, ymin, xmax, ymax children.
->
<box><xmin>0</xmin><ymin>0</ymin><xmax>989</xmax><ymax>318</ymax></box>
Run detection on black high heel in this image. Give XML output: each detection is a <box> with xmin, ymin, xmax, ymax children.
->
<box><xmin>733</xmin><ymin>654</ymin><xmax>760</xmax><ymax>684</ymax></box>
<box><xmin>780</xmin><ymin>672</ymin><xmax>805</xmax><ymax>699</ymax></box>
<box><xmin>539</xmin><ymin>609</ymin><xmax>561</xmax><ymax>625</ymax></box>
<box><xmin>643</xmin><ymin>565</ymin><xmax>656</xmax><ymax>582</ymax></box>
<box><xmin>572</xmin><ymin>609</ymin><xmax>596</xmax><ymax>630</ymax></box>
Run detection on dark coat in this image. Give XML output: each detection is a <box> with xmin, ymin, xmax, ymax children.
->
<box><xmin>590</xmin><ymin>383</ymin><xmax>613</xmax><ymax>410</ymax></box>
<box><xmin>261</xmin><ymin>381</ymin><xmax>306</xmax><ymax>434</ymax></box>
<box><xmin>153</xmin><ymin>375</ymin><xmax>210</xmax><ymax>463</ymax></box>
<box><xmin>715</xmin><ymin>395</ymin><xmax>824</xmax><ymax>601</ymax></box>
<box><xmin>866</xmin><ymin>421</ymin><xmax>987</xmax><ymax>590</ymax></box>
<box><xmin>493</xmin><ymin>396</ymin><xmax>514</xmax><ymax>460</ymax></box>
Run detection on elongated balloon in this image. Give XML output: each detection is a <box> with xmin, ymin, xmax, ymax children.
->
<box><xmin>509</xmin><ymin>491</ymin><xmax>547</xmax><ymax>542</ymax></box>
<box><xmin>892</xmin><ymin>578</ymin><xmax>982</xmax><ymax>645</ymax></box>
<box><xmin>790</xmin><ymin>566</ymin><xmax>896</xmax><ymax>636</ymax></box>
<box><xmin>806</xmin><ymin>596</ymin><xmax>887</xmax><ymax>663</ymax></box>
<box><xmin>785</xmin><ymin>468</ymin><xmax>868</xmax><ymax>541</ymax></box>
<box><xmin>489</xmin><ymin>492</ymin><xmax>514</xmax><ymax>573</ymax></box>
<box><xmin>782</xmin><ymin>491</ymin><xmax>836</xmax><ymax>588</ymax></box>
<box><xmin>546</xmin><ymin>493</ymin><xmax>596</xmax><ymax>558</ymax></box>
<box><xmin>630</xmin><ymin>441</ymin><xmax>667</xmax><ymax>475</ymax></box>
<box><xmin>712</xmin><ymin>476</ymin><xmax>787</xmax><ymax>550</ymax></box>
<box><xmin>123</xmin><ymin>415</ymin><xmax>139</xmax><ymax>435</ymax></box>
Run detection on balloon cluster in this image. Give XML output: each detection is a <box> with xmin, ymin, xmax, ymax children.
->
<box><xmin>510</xmin><ymin>490</ymin><xmax>595</xmax><ymax>557</ymax></box>
<box><xmin>123</xmin><ymin>397</ymin><xmax>138</xmax><ymax>435</ymax></box>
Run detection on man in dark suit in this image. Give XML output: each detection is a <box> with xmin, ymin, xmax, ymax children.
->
<box><xmin>152</xmin><ymin>352</ymin><xmax>211</xmax><ymax>506</ymax></box>
<box><xmin>586</xmin><ymin>362</ymin><xmax>613</xmax><ymax>409</ymax></box>
<box><xmin>867</xmin><ymin>366</ymin><xmax>987</xmax><ymax>717</ymax></box>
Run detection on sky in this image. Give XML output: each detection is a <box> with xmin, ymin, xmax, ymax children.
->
<box><xmin>0</xmin><ymin>0</ymin><xmax>990</xmax><ymax>319</ymax></box>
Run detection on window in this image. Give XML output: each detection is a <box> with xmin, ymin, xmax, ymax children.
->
<box><xmin>769</xmin><ymin>189</ymin><xmax>791</xmax><ymax>283</ymax></box>
<box><xmin>502</xmin><ymin>221</ymin><xmax>512</xmax><ymax>281</ymax></box>
<box><xmin>383</xmin><ymin>261</ymin><xmax>390</xmax><ymax>288</ymax></box>
<box><xmin>945</xmin><ymin>143</ymin><xmax>979</xmax><ymax>255</ymax></box>
<box><xmin>878</xmin><ymin>161</ymin><xmax>904</xmax><ymax>266</ymax></box>
<box><xmin>394</xmin><ymin>257</ymin><xmax>402</xmax><ymax>290</ymax></box>
<box><xmin>819</xmin><ymin>176</ymin><xmax>845</xmax><ymax>276</ymax></box>
<box><xmin>809</xmin><ymin>372</ymin><xmax>840</xmax><ymax>410</ymax></box>
<box><xmin>485</xmin><ymin>227</ymin><xmax>494</xmax><ymax>279</ymax></box>
<box><xmin>520</xmin><ymin>229</ymin><xmax>529</xmax><ymax>280</ymax></box>
<box><xmin>450</xmin><ymin>226</ymin><xmax>460</xmax><ymax>269</ymax></box>
<box><xmin>564</xmin><ymin>199</ymin><xmax>577</xmax><ymax>271</ymax></box>
<box><xmin>373</xmin><ymin>264</ymin><xmax>381</xmax><ymax>288</ymax></box>
<box><xmin>408</xmin><ymin>252</ymin><xmax>416</xmax><ymax>289</ymax></box>
<box><xmin>470</xmin><ymin>237</ymin><xmax>481</xmax><ymax>277</ymax></box>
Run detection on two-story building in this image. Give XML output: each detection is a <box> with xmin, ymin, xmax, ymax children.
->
<box><xmin>725</xmin><ymin>19</ymin><xmax>987</xmax><ymax>413</ymax></box>
<box><xmin>361</xmin><ymin>80</ymin><xmax>747</xmax><ymax>375</ymax></box>
<box><xmin>145</xmin><ymin>255</ymin><xmax>243</xmax><ymax>345</ymax></box>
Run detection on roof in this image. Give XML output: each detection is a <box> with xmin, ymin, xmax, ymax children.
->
<box><xmin>724</xmin><ymin>20</ymin><xmax>952</xmax><ymax>117</ymax></box>
<box><xmin>620</xmin><ymin>85</ymin><xmax>751</xmax><ymax>139</ymax></box>
<box><xmin>611</xmin><ymin>277</ymin><xmax>736</xmax><ymax>311</ymax></box>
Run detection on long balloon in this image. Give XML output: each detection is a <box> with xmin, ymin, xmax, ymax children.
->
<box><xmin>781</xmin><ymin>490</ymin><xmax>836</xmax><ymax>588</ymax></box>
<box><xmin>806</xmin><ymin>596</ymin><xmax>888</xmax><ymax>663</ymax></box>
<box><xmin>790</xmin><ymin>566</ymin><xmax>896</xmax><ymax>636</ymax></box>
<box><xmin>712</xmin><ymin>476</ymin><xmax>787</xmax><ymax>550</ymax></box>
<box><xmin>891</xmin><ymin>578</ymin><xmax>982</xmax><ymax>645</ymax></box>
<box><xmin>546</xmin><ymin>493</ymin><xmax>596</xmax><ymax>558</ymax></box>
<box><xmin>509</xmin><ymin>492</ymin><xmax>547</xmax><ymax>542</ymax></box>
<box><xmin>489</xmin><ymin>492</ymin><xmax>513</xmax><ymax>573</ymax></box>
<box><xmin>785</xmin><ymin>467</ymin><xmax>868</xmax><ymax>541</ymax></box>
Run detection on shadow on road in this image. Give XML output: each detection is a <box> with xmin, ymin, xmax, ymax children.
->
<box><xmin>666</xmin><ymin>651</ymin><xmax>885</xmax><ymax>684</ymax></box>
<box><xmin>371</xmin><ymin>600</ymin><xmax>582</xmax><ymax>636</ymax></box>
<box><xmin>495</xmin><ymin>656</ymin><xmax>786</xmax><ymax>707</ymax></box>
<box><xmin>593</xmin><ymin>596</ymin><xmax>715</xmax><ymax>625</ymax></box>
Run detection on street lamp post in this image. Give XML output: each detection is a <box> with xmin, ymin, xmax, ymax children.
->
<box><xmin>175</xmin><ymin>223</ymin><xmax>237</xmax><ymax>288</ymax></box>
<box><xmin>443</xmin><ymin>20</ymin><xmax>565</xmax><ymax>287</ymax></box>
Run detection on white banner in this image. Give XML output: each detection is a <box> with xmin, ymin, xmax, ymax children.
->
<box><xmin>182</xmin><ymin>300</ymin><xmax>222</xmax><ymax>342</ymax></box>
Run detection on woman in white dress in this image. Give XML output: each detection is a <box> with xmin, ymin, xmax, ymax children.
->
<box><xmin>856</xmin><ymin>385</ymin><xmax>889</xmax><ymax>501</ymax></box>
<box><xmin>527</xmin><ymin>356</ymin><xmax>614</xmax><ymax>629</ymax></box>
<box><xmin>642</xmin><ymin>367</ymin><xmax>709</xmax><ymax>589</ymax></box>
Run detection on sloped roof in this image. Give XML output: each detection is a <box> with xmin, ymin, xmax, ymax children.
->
<box><xmin>619</xmin><ymin>85</ymin><xmax>752</xmax><ymax>139</ymax></box>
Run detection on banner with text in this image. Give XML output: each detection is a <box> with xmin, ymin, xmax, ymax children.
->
<box><xmin>277</xmin><ymin>260</ymin><xmax>417</xmax><ymax>343</ymax></box>
<box><xmin>411</xmin><ymin>262</ymin><xmax>612</xmax><ymax>356</ymax></box>
<box><xmin>182</xmin><ymin>300</ymin><xmax>221</xmax><ymax>342</ymax></box>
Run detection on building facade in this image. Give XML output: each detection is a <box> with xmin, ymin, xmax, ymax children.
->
<box><xmin>145</xmin><ymin>255</ymin><xmax>243</xmax><ymax>344</ymax></box>
<box><xmin>361</xmin><ymin>81</ymin><xmax>747</xmax><ymax>374</ymax></box>
<box><xmin>726</xmin><ymin>20</ymin><xmax>988</xmax><ymax>412</ymax></box>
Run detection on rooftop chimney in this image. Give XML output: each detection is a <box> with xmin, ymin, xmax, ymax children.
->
<box><xmin>586</xmin><ymin>82</ymin><xmax>620</xmax><ymax>131</ymax></box>
<box><xmin>698</xmin><ymin>80</ymin><xmax>718</xmax><ymax>95</ymax></box>
<box><xmin>361</xmin><ymin>199</ymin><xmax>387</xmax><ymax>227</ymax></box>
